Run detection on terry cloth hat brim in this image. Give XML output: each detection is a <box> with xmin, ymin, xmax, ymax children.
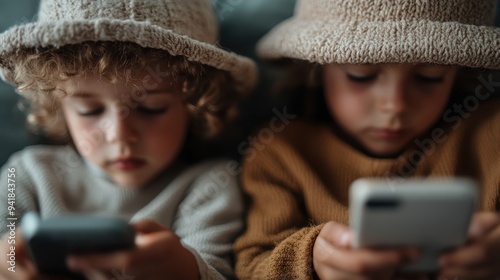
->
<box><xmin>0</xmin><ymin>19</ymin><xmax>257</xmax><ymax>91</ymax></box>
<box><xmin>257</xmin><ymin>18</ymin><xmax>500</xmax><ymax>69</ymax></box>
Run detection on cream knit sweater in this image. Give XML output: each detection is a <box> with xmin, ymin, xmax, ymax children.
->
<box><xmin>0</xmin><ymin>146</ymin><xmax>243</xmax><ymax>280</ymax></box>
<box><xmin>235</xmin><ymin>100</ymin><xmax>500</xmax><ymax>279</ymax></box>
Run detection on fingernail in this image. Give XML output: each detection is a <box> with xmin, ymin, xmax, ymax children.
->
<box><xmin>339</xmin><ymin>232</ymin><xmax>350</xmax><ymax>247</ymax></box>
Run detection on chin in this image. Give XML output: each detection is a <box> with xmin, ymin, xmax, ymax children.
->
<box><xmin>112</xmin><ymin>176</ymin><xmax>147</xmax><ymax>188</ymax></box>
<box><xmin>366</xmin><ymin>146</ymin><xmax>405</xmax><ymax>159</ymax></box>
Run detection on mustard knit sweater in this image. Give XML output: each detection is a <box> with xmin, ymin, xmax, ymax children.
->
<box><xmin>234</xmin><ymin>101</ymin><xmax>500</xmax><ymax>280</ymax></box>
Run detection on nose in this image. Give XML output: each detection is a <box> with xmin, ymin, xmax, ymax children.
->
<box><xmin>104</xmin><ymin>112</ymin><xmax>139</xmax><ymax>144</ymax></box>
<box><xmin>378</xmin><ymin>82</ymin><xmax>407</xmax><ymax>115</ymax></box>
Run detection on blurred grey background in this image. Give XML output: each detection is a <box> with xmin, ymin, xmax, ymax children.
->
<box><xmin>0</xmin><ymin>0</ymin><xmax>499</xmax><ymax>166</ymax></box>
<box><xmin>0</xmin><ymin>1</ymin><xmax>43</xmax><ymax>167</ymax></box>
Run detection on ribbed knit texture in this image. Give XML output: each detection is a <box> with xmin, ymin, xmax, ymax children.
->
<box><xmin>0</xmin><ymin>146</ymin><xmax>244</xmax><ymax>280</ymax></box>
<box><xmin>234</xmin><ymin>100</ymin><xmax>500</xmax><ymax>279</ymax></box>
<box><xmin>257</xmin><ymin>0</ymin><xmax>500</xmax><ymax>69</ymax></box>
<box><xmin>0</xmin><ymin>0</ymin><xmax>257</xmax><ymax>92</ymax></box>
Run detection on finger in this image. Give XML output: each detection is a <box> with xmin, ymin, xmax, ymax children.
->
<box><xmin>468</xmin><ymin>212</ymin><xmax>500</xmax><ymax>240</ymax></box>
<box><xmin>132</xmin><ymin>220</ymin><xmax>167</xmax><ymax>234</ymax></box>
<box><xmin>319</xmin><ymin>221</ymin><xmax>352</xmax><ymax>249</ymax></box>
<box><xmin>440</xmin><ymin>225</ymin><xmax>500</xmax><ymax>268</ymax></box>
<box><xmin>440</xmin><ymin>243</ymin><xmax>486</xmax><ymax>267</ymax></box>
<box><xmin>21</xmin><ymin>257</ymin><xmax>38</xmax><ymax>273</ymax></box>
<box><xmin>68</xmin><ymin>250</ymin><xmax>137</xmax><ymax>271</ymax></box>
<box><xmin>315</xmin><ymin>265</ymin><xmax>369</xmax><ymax>280</ymax></box>
<box><xmin>315</xmin><ymin>236</ymin><xmax>417</xmax><ymax>275</ymax></box>
<box><xmin>1</xmin><ymin>262</ymin><xmax>38</xmax><ymax>280</ymax></box>
<box><xmin>82</xmin><ymin>269</ymin><xmax>110</xmax><ymax>280</ymax></box>
<box><xmin>438</xmin><ymin>265</ymin><xmax>499</xmax><ymax>280</ymax></box>
<box><xmin>67</xmin><ymin>230</ymin><xmax>175</xmax><ymax>271</ymax></box>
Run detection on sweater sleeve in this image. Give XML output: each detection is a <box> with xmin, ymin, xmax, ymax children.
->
<box><xmin>172</xmin><ymin>161</ymin><xmax>244</xmax><ymax>280</ymax></box>
<box><xmin>234</xmin><ymin>137</ymin><xmax>324</xmax><ymax>280</ymax></box>
<box><xmin>0</xmin><ymin>150</ymin><xmax>38</xmax><ymax>237</ymax></box>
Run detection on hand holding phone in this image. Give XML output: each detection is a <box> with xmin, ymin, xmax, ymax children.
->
<box><xmin>313</xmin><ymin>220</ymin><xmax>419</xmax><ymax>280</ymax></box>
<box><xmin>21</xmin><ymin>212</ymin><xmax>135</xmax><ymax>278</ymax></box>
<box><xmin>349</xmin><ymin>177</ymin><xmax>478</xmax><ymax>272</ymax></box>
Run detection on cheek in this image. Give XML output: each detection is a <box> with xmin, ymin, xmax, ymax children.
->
<box><xmin>325</xmin><ymin>86</ymin><xmax>370</xmax><ymax>129</ymax></box>
<box><xmin>144</xmin><ymin>106</ymin><xmax>190</xmax><ymax>159</ymax></box>
<box><xmin>413</xmin><ymin>86</ymin><xmax>453</xmax><ymax>127</ymax></box>
<box><xmin>62</xmin><ymin>108</ymin><xmax>102</xmax><ymax>158</ymax></box>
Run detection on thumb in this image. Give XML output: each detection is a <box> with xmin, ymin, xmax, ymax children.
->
<box><xmin>131</xmin><ymin>220</ymin><xmax>177</xmax><ymax>249</ymax></box>
<box><xmin>131</xmin><ymin>220</ymin><xmax>168</xmax><ymax>234</ymax></box>
<box><xmin>468</xmin><ymin>212</ymin><xmax>500</xmax><ymax>240</ymax></box>
<box><xmin>320</xmin><ymin>221</ymin><xmax>352</xmax><ymax>249</ymax></box>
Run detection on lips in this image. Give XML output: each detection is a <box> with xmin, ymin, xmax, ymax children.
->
<box><xmin>369</xmin><ymin>128</ymin><xmax>406</xmax><ymax>139</ymax></box>
<box><xmin>110</xmin><ymin>158</ymin><xmax>146</xmax><ymax>170</ymax></box>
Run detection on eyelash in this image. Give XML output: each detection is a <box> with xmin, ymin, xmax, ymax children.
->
<box><xmin>137</xmin><ymin>106</ymin><xmax>168</xmax><ymax>115</ymax></box>
<box><xmin>346</xmin><ymin>74</ymin><xmax>445</xmax><ymax>84</ymax></box>
<box><xmin>346</xmin><ymin>74</ymin><xmax>377</xmax><ymax>83</ymax></box>
<box><xmin>78</xmin><ymin>108</ymin><xmax>104</xmax><ymax>116</ymax></box>
<box><xmin>415</xmin><ymin>75</ymin><xmax>445</xmax><ymax>84</ymax></box>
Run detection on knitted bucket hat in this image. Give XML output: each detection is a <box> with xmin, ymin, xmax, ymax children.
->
<box><xmin>0</xmin><ymin>0</ymin><xmax>257</xmax><ymax>91</ymax></box>
<box><xmin>258</xmin><ymin>0</ymin><xmax>500</xmax><ymax>69</ymax></box>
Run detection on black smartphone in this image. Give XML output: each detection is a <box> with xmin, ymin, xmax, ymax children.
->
<box><xmin>21</xmin><ymin>212</ymin><xmax>135</xmax><ymax>278</ymax></box>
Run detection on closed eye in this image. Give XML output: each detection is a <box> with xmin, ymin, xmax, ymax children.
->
<box><xmin>137</xmin><ymin>106</ymin><xmax>169</xmax><ymax>115</ymax></box>
<box><xmin>78</xmin><ymin>108</ymin><xmax>104</xmax><ymax>116</ymax></box>
<box><xmin>415</xmin><ymin>75</ymin><xmax>445</xmax><ymax>84</ymax></box>
<box><xmin>346</xmin><ymin>73</ymin><xmax>377</xmax><ymax>83</ymax></box>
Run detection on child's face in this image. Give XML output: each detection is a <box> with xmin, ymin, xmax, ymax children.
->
<box><xmin>323</xmin><ymin>64</ymin><xmax>458</xmax><ymax>157</ymax></box>
<box><xmin>58</xmin><ymin>69</ymin><xmax>189</xmax><ymax>187</ymax></box>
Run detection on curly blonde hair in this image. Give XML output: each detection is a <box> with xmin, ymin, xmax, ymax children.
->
<box><xmin>6</xmin><ymin>41</ymin><xmax>240</xmax><ymax>140</ymax></box>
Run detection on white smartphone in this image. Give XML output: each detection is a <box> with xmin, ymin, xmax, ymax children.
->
<box><xmin>349</xmin><ymin>177</ymin><xmax>478</xmax><ymax>272</ymax></box>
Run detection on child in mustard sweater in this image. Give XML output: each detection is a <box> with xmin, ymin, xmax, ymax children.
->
<box><xmin>234</xmin><ymin>0</ymin><xmax>500</xmax><ymax>279</ymax></box>
<box><xmin>0</xmin><ymin>0</ymin><xmax>256</xmax><ymax>279</ymax></box>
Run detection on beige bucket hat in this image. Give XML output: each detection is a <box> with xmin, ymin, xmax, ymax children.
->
<box><xmin>258</xmin><ymin>0</ymin><xmax>500</xmax><ymax>69</ymax></box>
<box><xmin>0</xmin><ymin>0</ymin><xmax>257</xmax><ymax>91</ymax></box>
